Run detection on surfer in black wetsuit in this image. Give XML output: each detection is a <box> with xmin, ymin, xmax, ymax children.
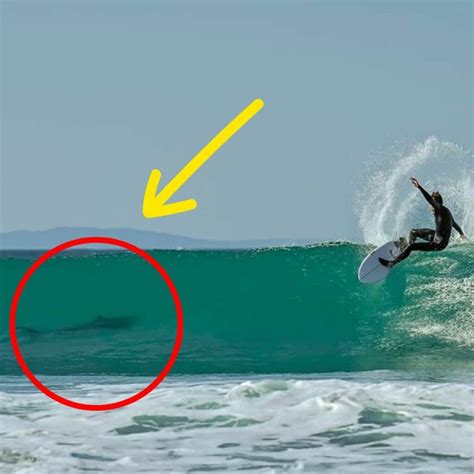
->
<box><xmin>379</xmin><ymin>177</ymin><xmax>467</xmax><ymax>268</ymax></box>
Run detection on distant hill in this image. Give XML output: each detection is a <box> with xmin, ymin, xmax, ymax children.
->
<box><xmin>0</xmin><ymin>227</ymin><xmax>313</xmax><ymax>250</ymax></box>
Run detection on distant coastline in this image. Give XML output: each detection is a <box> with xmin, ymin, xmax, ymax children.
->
<box><xmin>0</xmin><ymin>227</ymin><xmax>313</xmax><ymax>251</ymax></box>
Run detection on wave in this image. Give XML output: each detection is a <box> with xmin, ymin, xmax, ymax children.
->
<box><xmin>0</xmin><ymin>241</ymin><xmax>472</xmax><ymax>375</ymax></box>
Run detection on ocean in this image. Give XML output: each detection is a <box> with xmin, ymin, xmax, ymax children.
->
<box><xmin>0</xmin><ymin>137</ymin><xmax>473</xmax><ymax>472</ymax></box>
<box><xmin>0</xmin><ymin>242</ymin><xmax>473</xmax><ymax>473</ymax></box>
<box><xmin>0</xmin><ymin>371</ymin><xmax>472</xmax><ymax>473</ymax></box>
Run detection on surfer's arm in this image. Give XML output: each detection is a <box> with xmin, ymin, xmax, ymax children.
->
<box><xmin>452</xmin><ymin>219</ymin><xmax>465</xmax><ymax>237</ymax></box>
<box><xmin>418</xmin><ymin>185</ymin><xmax>441</xmax><ymax>210</ymax></box>
<box><xmin>410</xmin><ymin>177</ymin><xmax>441</xmax><ymax>210</ymax></box>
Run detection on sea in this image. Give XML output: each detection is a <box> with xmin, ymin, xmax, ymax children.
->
<box><xmin>0</xmin><ymin>137</ymin><xmax>472</xmax><ymax>473</ymax></box>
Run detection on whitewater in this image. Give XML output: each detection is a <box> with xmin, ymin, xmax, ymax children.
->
<box><xmin>0</xmin><ymin>137</ymin><xmax>472</xmax><ymax>472</ymax></box>
<box><xmin>1</xmin><ymin>372</ymin><xmax>473</xmax><ymax>473</ymax></box>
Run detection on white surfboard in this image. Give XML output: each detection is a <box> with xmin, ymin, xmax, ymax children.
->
<box><xmin>358</xmin><ymin>241</ymin><xmax>401</xmax><ymax>284</ymax></box>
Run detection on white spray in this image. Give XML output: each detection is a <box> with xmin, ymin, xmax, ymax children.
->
<box><xmin>357</xmin><ymin>137</ymin><xmax>473</xmax><ymax>245</ymax></box>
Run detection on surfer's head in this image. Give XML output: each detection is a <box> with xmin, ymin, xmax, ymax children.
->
<box><xmin>431</xmin><ymin>191</ymin><xmax>443</xmax><ymax>205</ymax></box>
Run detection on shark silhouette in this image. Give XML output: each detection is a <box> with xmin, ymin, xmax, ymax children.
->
<box><xmin>17</xmin><ymin>315</ymin><xmax>137</xmax><ymax>339</ymax></box>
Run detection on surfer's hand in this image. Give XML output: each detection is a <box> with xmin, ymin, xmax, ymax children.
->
<box><xmin>410</xmin><ymin>177</ymin><xmax>420</xmax><ymax>188</ymax></box>
<box><xmin>459</xmin><ymin>235</ymin><xmax>469</xmax><ymax>241</ymax></box>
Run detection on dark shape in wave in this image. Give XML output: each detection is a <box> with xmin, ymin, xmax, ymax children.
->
<box><xmin>17</xmin><ymin>316</ymin><xmax>137</xmax><ymax>338</ymax></box>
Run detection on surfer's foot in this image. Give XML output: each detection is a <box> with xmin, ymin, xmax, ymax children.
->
<box><xmin>379</xmin><ymin>257</ymin><xmax>395</xmax><ymax>268</ymax></box>
<box><xmin>398</xmin><ymin>237</ymin><xmax>408</xmax><ymax>251</ymax></box>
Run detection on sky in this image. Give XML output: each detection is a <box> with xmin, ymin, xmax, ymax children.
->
<box><xmin>1</xmin><ymin>0</ymin><xmax>472</xmax><ymax>241</ymax></box>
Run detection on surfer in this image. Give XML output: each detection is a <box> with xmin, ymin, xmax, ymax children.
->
<box><xmin>379</xmin><ymin>177</ymin><xmax>466</xmax><ymax>268</ymax></box>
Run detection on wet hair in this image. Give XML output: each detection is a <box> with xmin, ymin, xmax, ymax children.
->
<box><xmin>431</xmin><ymin>191</ymin><xmax>443</xmax><ymax>205</ymax></box>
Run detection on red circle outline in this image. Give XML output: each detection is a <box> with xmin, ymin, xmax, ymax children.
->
<box><xmin>9</xmin><ymin>236</ymin><xmax>184</xmax><ymax>411</ymax></box>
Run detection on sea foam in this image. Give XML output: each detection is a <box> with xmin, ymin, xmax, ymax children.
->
<box><xmin>0</xmin><ymin>373</ymin><xmax>472</xmax><ymax>473</ymax></box>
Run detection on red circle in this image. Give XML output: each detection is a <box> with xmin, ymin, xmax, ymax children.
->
<box><xmin>9</xmin><ymin>236</ymin><xmax>184</xmax><ymax>411</ymax></box>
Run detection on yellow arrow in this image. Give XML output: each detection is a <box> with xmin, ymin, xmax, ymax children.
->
<box><xmin>142</xmin><ymin>98</ymin><xmax>264</xmax><ymax>219</ymax></box>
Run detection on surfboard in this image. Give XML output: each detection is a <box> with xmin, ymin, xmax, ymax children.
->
<box><xmin>358</xmin><ymin>241</ymin><xmax>402</xmax><ymax>284</ymax></box>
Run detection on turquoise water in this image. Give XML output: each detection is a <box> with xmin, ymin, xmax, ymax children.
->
<box><xmin>1</xmin><ymin>242</ymin><xmax>472</xmax><ymax>375</ymax></box>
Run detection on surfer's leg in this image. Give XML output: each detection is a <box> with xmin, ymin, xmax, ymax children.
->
<box><xmin>408</xmin><ymin>228</ymin><xmax>435</xmax><ymax>244</ymax></box>
<box><xmin>394</xmin><ymin>241</ymin><xmax>440</xmax><ymax>264</ymax></box>
<box><xmin>380</xmin><ymin>240</ymin><xmax>440</xmax><ymax>268</ymax></box>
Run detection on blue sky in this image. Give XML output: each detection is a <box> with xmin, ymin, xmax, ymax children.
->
<box><xmin>1</xmin><ymin>1</ymin><xmax>472</xmax><ymax>241</ymax></box>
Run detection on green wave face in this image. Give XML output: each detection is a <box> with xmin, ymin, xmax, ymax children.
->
<box><xmin>0</xmin><ymin>243</ymin><xmax>472</xmax><ymax>375</ymax></box>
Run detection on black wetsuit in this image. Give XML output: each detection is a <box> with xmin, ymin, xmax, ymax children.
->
<box><xmin>392</xmin><ymin>185</ymin><xmax>464</xmax><ymax>264</ymax></box>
